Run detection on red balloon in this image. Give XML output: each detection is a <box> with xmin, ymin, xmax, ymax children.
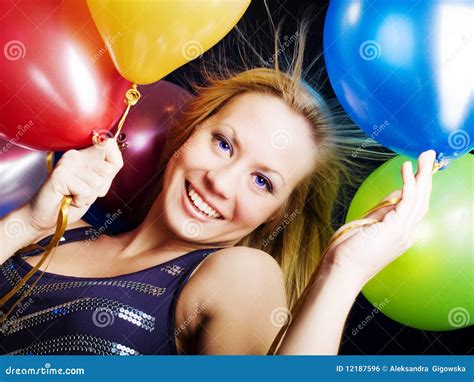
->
<box><xmin>0</xmin><ymin>0</ymin><xmax>129</xmax><ymax>151</ymax></box>
<box><xmin>84</xmin><ymin>81</ymin><xmax>192</xmax><ymax>233</ymax></box>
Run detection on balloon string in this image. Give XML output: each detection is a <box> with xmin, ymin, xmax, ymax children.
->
<box><xmin>0</xmin><ymin>196</ymin><xmax>72</xmax><ymax>323</ymax></box>
<box><xmin>114</xmin><ymin>84</ymin><xmax>141</xmax><ymax>139</ymax></box>
<box><xmin>46</xmin><ymin>151</ymin><xmax>54</xmax><ymax>174</ymax></box>
<box><xmin>266</xmin><ymin>159</ymin><xmax>445</xmax><ymax>355</ymax></box>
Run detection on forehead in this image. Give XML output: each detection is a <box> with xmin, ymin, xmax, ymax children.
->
<box><xmin>209</xmin><ymin>92</ymin><xmax>316</xmax><ymax>188</ymax></box>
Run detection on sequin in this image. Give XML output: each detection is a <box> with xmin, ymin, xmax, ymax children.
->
<box><xmin>1</xmin><ymin>259</ymin><xmax>166</xmax><ymax>297</ymax></box>
<box><xmin>1</xmin><ymin>259</ymin><xmax>30</xmax><ymax>294</ymax></box>
<box><xmin>9</xmin><ymin>334</ymin><xmax>140</xmax><ymax>355</ymax></box>
<box><xmin>1</xmin><ymin>297</ymin><xmax>155</xmax><ymax>336</ymax></box>
<box><xmin>161</xmin><ymin>264</ymin><xmax>185</xmax><ymax>276</ymax></box>
<box><xmin>29</xmin><ymin>279</ymin><xmax>166</xmax><ymax>297</ymax></box>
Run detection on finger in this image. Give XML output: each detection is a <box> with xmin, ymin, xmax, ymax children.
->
<box><xmin>81</xmin><ymin>138</ymin><xmax>109</xmax><ymax>163</ymax></box>
<box><xmin>364</xmin><ymin>190</ymin><xmax>401</xmax><ymax>221</ymax></box>
<box><xmin>58</xmin><ymin>149</ymin><xmax>85</xmax><ymax>168</ymax></box>
<box><xmin>84</xmin><ymin>161</ymin><xmax>118</xmax><ymax>180</ymax></box>
<box><xmin>94</xmin><ymin>159</ymin><xmax>123</xmax><ymax>196</ymax></box>
<box><xmin>75</xmin><ymin>168</ymin><xmax>104</xmax><ymax>192</ymax></box>
<box><xmin>394</xmin><ymin>161</ymin><xmax>416</xmax><ymax>220</ymax></box>
<box><xmin>93</xmin><ymin>162</ymin><xmax>118</xmax><ymax>197</ymax></box>
<box><xmin>409</xmin><ymin>150</ymin><xmax>435</xmax><ymax>224</ymax></box>
<box><xmin>64</xmin><ymin>177</ymin><xmax>94</xmax><ymax>209</ymax></box>
<box><xmin>324</xmin><ymin>219</ymin><xmax>379</xmax><ymax>259</ymax></box>
<box><xmin>329</xmin><ymin>218</ymin><xmax>378</xmax><ymax>247</ymax></box>
<box><xmin>415</xmin><ymin>150</ymin><xmax>436</xmax><ymax>184</ymax></box>
<box><xmin>104</xmin><ymin>138</ymin><xmax>124</xmax><ymax>170</ymax></box>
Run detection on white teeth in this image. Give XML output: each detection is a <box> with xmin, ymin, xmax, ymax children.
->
<box><xmin>186</xmin><ymin>183</ymin><xmax>222</xmax><ymax>219</ymax></box>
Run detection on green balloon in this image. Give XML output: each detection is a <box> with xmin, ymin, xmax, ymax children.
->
<box><xmin>346</xmin><ymin>155</ymin><xmax>473</xmax><ymax>331</ymax></box>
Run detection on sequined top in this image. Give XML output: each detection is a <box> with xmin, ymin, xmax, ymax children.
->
<box><xmin>0</xmin><ymin>226</ymin><xmax>221</xmax><ymax>355</ymax></box>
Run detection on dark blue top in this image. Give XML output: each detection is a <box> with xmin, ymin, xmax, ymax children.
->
<box><xmin>0</xmin><ymin>226</ymin><xmax>221</xmax><ymax>355</ymax></box>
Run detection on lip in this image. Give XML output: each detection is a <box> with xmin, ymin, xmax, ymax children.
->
<box><xmin>182</xmin><ymin>180</ymin><xmax>224</xmax><ymax>222</ymax></box>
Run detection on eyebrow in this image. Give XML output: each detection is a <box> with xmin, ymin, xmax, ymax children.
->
<box><xmin>218</xmin><ymin>122</ymin><xmax>287</xmax><ymax>186</ymax></box>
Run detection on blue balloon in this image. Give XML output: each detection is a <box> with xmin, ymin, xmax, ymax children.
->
<box><xmin>324</xmin><ymin>0</ymin><xmax>473</xmax><ymax>163</ymax></box>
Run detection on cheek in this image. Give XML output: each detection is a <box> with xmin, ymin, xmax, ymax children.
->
<box><xmin>179</xmin><ymin>135</ymin><xmax>212</xmax><ymax>170</ymax></box>
<box><xmin>233</xmin><ymin>191</ymin><xmax>277</xmax><ymax>227</ymax></box>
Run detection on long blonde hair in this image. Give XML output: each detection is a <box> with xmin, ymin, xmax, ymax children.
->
<box><xmin>149</xmin><ymin>23</ymin><xmax>391</xmax><ymax>309</ymax></box>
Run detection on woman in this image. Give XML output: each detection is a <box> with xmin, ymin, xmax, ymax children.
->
<box><xmin>0</xmin><ymin>31</ymin><xmax>435</xmax><ymax>355</ymax></box>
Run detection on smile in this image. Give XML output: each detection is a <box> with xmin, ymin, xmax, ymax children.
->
<box><xmin>185</xmin><ymin>181</ymin><xmax>223</xmax><ymax>220</ymax></box>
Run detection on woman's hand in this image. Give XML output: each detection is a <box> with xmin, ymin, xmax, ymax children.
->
<box><xmin>26</xmin><ymin>138</ymin><xmax>124</xmax><ymax>234</ymax></box>
<box><xmin>323</xmin><ymin>150</ymin><xmax>436</xmax><ymax>287</ymax></box>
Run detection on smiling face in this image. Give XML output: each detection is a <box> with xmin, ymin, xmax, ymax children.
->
<box><xmin>159</xmin><ymin>92</ymin><xmax>317</xmax><ymax>246</ymax></box>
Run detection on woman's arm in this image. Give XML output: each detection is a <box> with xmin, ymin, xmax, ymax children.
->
<box><xmin>275</xmin><ymin>260</ymin><xmax>362</xmax><ymax>354</ymax></box>
<box><xmin>0</xmin><ymin>138</ymin><xmax>123</xmax><ymax>265</ymax></box>
<box><xmin>276</xmin><ymin>150</ymin><xmax>435</xmax><ymax>354</ymax></box>
<box><xmin>0</xmin><ymin>204</ymin><xmax>53</xmax><ymax>264</ymax></box>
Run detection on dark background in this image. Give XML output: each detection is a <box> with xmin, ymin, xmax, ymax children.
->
<box><xmin>166</xmin><ymin>0</ymin><xmax>473</xmax><ymax>355</ymax></box>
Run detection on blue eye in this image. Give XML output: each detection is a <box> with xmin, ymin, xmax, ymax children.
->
<box><xmin>218</xmin><ymin>139</ymin><xmax>230</xmax><ymax>152</ymax></box>
<box><xmin>254</xmin><ymin>174</ymin><xmax>273</xmax><ymax>193</ymax></box>
<box><xmin>213</xmin><ymin>134</ymin><xmax>233</xmax><ymax>155</ymax></box>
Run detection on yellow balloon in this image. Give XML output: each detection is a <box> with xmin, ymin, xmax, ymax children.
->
<box><xmin>87</xmin><ymin>0</ymin><xmax>250</xmax><ymax>85</ymax></box>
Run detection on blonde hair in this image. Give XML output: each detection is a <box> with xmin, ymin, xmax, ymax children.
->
<box><xmin>149</xmin><ymin>23</ymin><xmax>391</xmax><ymax>309</ymax></box>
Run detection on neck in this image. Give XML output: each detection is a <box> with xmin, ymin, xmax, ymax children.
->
<box><xmin>113</xmin><ymin>191</ymin><xmax>217</xmax><ymax>258</ymax></box>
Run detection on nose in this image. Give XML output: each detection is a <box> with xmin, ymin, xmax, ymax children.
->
<box><xmin>205</xmin><ymin>165</ymin><xmax>242</xmax><ymax>199</ymax></box>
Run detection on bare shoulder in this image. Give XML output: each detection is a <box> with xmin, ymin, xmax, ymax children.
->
<box><xmin>177</xmin><ymin>246</ymin><xmax>288</xmax><ymax>354</ymax></box>
<box><xmin>195</xmin><ymin>246</ymin><xmax>284</xmax><ymax>294</ymax></box>
<box><xmin>183</xmin><ymin>246</ymin><xmax>285</xmax><ymax>305</ymax></box>
<box><xmin>202</xmin><ymin>246</ymin><xmax>284</xmax><ymax>280</ymax></box>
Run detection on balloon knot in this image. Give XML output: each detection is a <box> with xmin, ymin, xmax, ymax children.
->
<box><xmin>125</xmin><ymin>84</ymin><xmax>141</xmax><ymax>106</ymax></box>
